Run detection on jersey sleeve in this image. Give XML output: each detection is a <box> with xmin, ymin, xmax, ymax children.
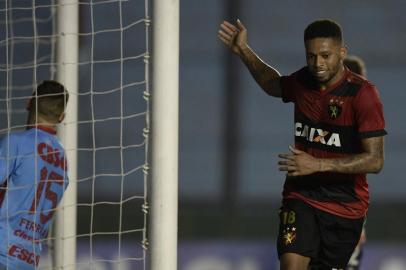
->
<box><xmin>0</xmin><ymin>134</ymin><xmax>19</xmax><ymax>185</ymax></box>
<box><xmin>354</xmin><ymin>83</ymin><xmax>387</xmax><ymax>139</ymax></box>
<box><xmin>280</xmin><ymin>73</ymin><xmax>297</xmax><ymax>103</ymax></box>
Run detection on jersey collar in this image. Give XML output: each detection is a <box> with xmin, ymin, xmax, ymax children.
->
<box><xmin>32</xmin><ymin>125</ymin><xmax>57</xmax><ymax>135</ymax></box>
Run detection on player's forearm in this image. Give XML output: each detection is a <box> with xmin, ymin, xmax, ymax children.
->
<box><xmin>318</xmin><ymin>152</ymin><xmax>384</xmax><ymax>174</ymax></box>
<box><xmin>239</xmin><ymin>45</ymin><xmax>281</xmax><ymax>96</ymax></box>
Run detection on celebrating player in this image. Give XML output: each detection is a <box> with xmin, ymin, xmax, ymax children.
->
<box><xmin>0</xmin><ymin>81</ymin><xmax>69</xmax><ymax>270</ymax></box>
<box><xmin>218</xmin><ymin>19</ymin><xmax>386</xmax><ymax>270</ymax></box>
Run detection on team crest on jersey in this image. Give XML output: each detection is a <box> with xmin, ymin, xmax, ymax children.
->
<box><xmin>282</xmin><ymin>227</ymin><xmax>296</xmax><ymax>245</ymax></box>
<box><xmin>328</xmin><ymin>99</ymin><xmax>343</xmax><ymax>119</ymax></box>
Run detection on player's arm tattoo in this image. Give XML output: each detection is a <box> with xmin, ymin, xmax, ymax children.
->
<box><xmin>319</xmin><ymin>136</ymin><xmax>384</xmax><ymax>174</ymax></box>
<box><xmin>240</xmin><ymin>46</ymin><xmax>282</xmax><ymax>97</ymax></box>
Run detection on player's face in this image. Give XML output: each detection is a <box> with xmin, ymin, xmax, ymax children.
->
<box><xmin>305</xmin><ymin>37</ymin><xmax>347</xmax><ymax>87</ymax></box>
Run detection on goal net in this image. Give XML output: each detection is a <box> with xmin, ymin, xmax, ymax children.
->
<box><xmin>0</xmin><ymin>0</ymin><xmax>150</xmax><ymax>269</ymax></box>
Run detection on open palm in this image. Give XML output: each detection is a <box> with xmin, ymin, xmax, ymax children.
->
<box><xmin>218</xmin><ymin>20</ymin><xmax>248</xmax><ymax>56</ymax></box>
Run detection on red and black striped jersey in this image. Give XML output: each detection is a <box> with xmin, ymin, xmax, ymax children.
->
<box><xmin>280</xmin><ymin>67</ymin><xmax>386</xmax><ymax>219</ymax></box>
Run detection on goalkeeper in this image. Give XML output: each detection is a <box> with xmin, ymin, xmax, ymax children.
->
<box><xmin>0</xmin><ymin>81</ymin><xmax>69</xmax><ymax>270</ymax></box>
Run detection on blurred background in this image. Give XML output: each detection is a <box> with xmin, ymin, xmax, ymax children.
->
<box><xmin>0</xmin><ymin>0</ymin><xmax>405</xmax><ymax>270</ymax></box>
<box><xmin>179</xmin><ymin>0</ymin><xmax>406</xmax><ymax>269</ymax></box>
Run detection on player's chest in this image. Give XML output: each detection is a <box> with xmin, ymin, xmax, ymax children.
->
<box><xmin>295</xmin><ymin>91</ymin><xmax>354</xmax><ymax>125</ymax></box>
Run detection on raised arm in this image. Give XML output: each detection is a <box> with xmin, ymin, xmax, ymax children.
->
<box><xmin>278</xmin><ymin>136</ymin><xmax>385</xmax><ymax>176</ymax></box>
<box><xmin>218</xmin><ymin>20</ymin><xmax>282</xmax><ymax>97</ymax></box>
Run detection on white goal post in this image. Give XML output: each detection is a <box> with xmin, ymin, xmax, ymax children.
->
<box><xmin>53</xmin><ymin>0</ymin><xmax>181</xmax><ymax>269</ymax></box>
<box><xmin>149</xmin><ymin>0</ymin><xmax>180</xmax><ymax>269</ymax></box>
<box><xmin>55</xmin><ymin>1</ymin><xmax>79</xmax><ymax>270</ymax></box>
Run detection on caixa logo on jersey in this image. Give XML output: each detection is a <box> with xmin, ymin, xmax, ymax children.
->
<box><xmin>295</xmin><ymin>122</ymin><xmax>341</xmax><ymax>147</ymax></box>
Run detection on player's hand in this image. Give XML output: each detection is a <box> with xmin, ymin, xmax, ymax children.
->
<box><xmin>218</xmin><ymin>19</ymin><xmax>248</xmax><ymax>56</ymax></box>
<box><xmin>278</xmin><ymin>146</ymin><xmax>321</xmax><ymax>176</ymax></box>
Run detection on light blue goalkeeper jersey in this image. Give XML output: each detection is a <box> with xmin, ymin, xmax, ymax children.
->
<box><xmin>0</xmin><ymin>126</ymin><xmax>68</xmax><ymax>270</ymax></box>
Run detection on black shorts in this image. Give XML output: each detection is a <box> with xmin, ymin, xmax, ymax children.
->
<box><xmin>276</xmin><ymin>199</ymin><xmax>364</xmax><ymax>269</ymax></box>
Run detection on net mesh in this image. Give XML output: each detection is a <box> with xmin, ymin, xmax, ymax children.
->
<box><xmin>0</xmin><ymin>0</ymin><xmax>150</xmax><ymax>269</ymax></box>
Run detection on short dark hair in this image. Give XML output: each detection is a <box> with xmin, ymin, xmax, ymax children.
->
<box><xmin>31</xmin><ymin>80</ymin><xmax>69</xmax><ymax>122</ymax></box>
<box><xmin>304</xmin><ymin>19</ymin><xmax>343</xmax><ymax>43</ymax></box>
<box><xmin>344</xmin><ymin>56</ymin><xmax>366</xmax><ymax>77</ymax></box>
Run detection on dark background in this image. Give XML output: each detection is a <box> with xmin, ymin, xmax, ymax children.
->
<box><xmin>0</xmin><ymin>0</ymin><xmax>405</xmax><ymax>263</ymax></box>
<box><xmin>180</xmin><ymin>0</ymin><xmax>406</xmax><ymax>242</ymax></box>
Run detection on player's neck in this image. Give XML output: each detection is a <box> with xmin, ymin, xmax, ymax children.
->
<box><xmin>26</xmin><ymin>113</ymin><xmax>57</xmax><ymax>132</ymax></box>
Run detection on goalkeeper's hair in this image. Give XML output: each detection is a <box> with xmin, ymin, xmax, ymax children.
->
<box><xmin>31</xmin><ymin>80</ymin><xmax>69</xmax><ymax>123</ymax></box>
<box><xmin>344</xmin><ymin>55</ymin><xmax>366</xmax><ymax>77</ymax></box>
<box><xmin>304</xmin><ymin>19</ymin><xmax>343</xmax><ymax>44</ymax></box>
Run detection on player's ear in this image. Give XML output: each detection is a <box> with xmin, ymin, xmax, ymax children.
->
<box><xmin>340</xmin><ymin>45</ymin><xmax>348</xmax><ymax>59</ymax></box>
<box><xmin>58</xmin><ymin>112</ymin><xmax>65</xmax><ymax>123</ymax></box>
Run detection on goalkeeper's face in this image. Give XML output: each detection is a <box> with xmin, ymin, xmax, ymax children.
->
<box><xmin>305</xmin><ymin>37</ymin><xmax>347</xmax><ymax>87</ymax></box>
